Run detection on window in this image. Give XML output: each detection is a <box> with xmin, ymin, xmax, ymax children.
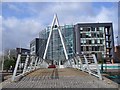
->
<box><xmin>86</xmin><ymin>46</ymin><xmax>89</xmax><ymax>51</ymax></box>
<box><xmin>86</xmin><ymin>40</ymin><xmax>89</xmax><ymax>44</ymax></box>
<box><xmin>81</xmin><ymin>46</ymin><xmax>83</xmax><ymax>51</ymax></box>
<box><xmin>92</xmin><ymin>27</ymin><xmax>95</xmax><ymax>31</ymax></box>
<box><xmin>97</xmin><ymin>39</ymin><xmax>100</xmax><ymax>44</ymax></box>
<box><xmin>96</xmin><ymin>32</ymin><xmax>100</xmax><ymax>37</ymax></box>
<box><xmin>83</xmin><ymin>40</ymin><xmax>86</xmax><ymax>44</ymax></box>
<box><xmin>80</xmin><ymin>27</ymin><xmax>83</xmax><ymax>30</ymax></box>
<box><xmin>98</xmin><ymin>46</ymin><xmax>100</xmax><ymax>51</ymax></box>
<box><xmin>91</xmin><ymin>33</ymin><xmax>96</xmax><ymax>38</ymax></box>
<box><xmin>80</xmin><ymin>34</ymin><xmax>82</xmax><ymax>38</ymax></box>
<box><xmin>95</xmin><ymin>40</ymin><xmax>97</xmax><ymax>44</ymax></box>
<box><xmin>99</xmin><ymin>27</ymin><xmax>104</xmax><ymax>32</ymax></box>
<box><xmin>97</xmin><ymin>27</ymin><xmax>99</xmax><ymax>31</ymax></box>
<box><xmin>92</xmin><ymin>40</ymin><xmax>94</xmax><ymax>44</ymax></box>
<box><xmin>82</xmin><ymin>27</ymin><xmax>90</xmax><ymax>31</ymax></box>
<box><xmin>95</xmin><ymin>46</ymin><xmax>98</xmax><ymax>51</ymax></box>
<box><xmin>89</xmin><ymin>40</ymin><xmax>91</xmax><ymax>44</ymax></box>
<box><xmin>95</xmin><ymin>27</ymin><xmax>97</xmax><ymax>31</ymax></box>
<box><xmin>92</xmin><ymin>47</ymin><xmax>95</xmax><ymax>51</ymax></box>
<box><xmin>81</xmin><ymin>40</ymin><xmax>84</xmax><ymax>45</ymax></box>
<box><xmin>100</xmin><ymin>40</ymin><xmax>103</xmax><ymax>44</ymax></box>
<box><xmin>100</xmin><ymin>33</ymin><xmax>103</xmax><ymax>37</ymax></box>
<box><xmin>86</xmin><ymin>32</ymin><xmax>91</xmax><ymax>38</ymax></box>
<box><xmin>83</xmin><ymin>46</ymin><xmax>86</xmax><ymax>51</ymax></box>
<box><xmin>100</xmin><ymin>46</ymin><xmax>104</xmax><ymax>51</ymax></box>
<box><xmin>89</xmin><ymin>46</ymin><xmax>92</xmax><ymax>51</ymax></box>
<box><xmin>82</xmin><ymin>33</ymin><xmax>86</xmax><ymax>38</ymax></box>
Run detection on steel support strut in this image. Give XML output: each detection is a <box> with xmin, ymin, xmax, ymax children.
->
<box><xmin>12</xmin><ymin>54</ymin><xmax>21</xmax><ymax>81</ymax></box>
<box><xmin>43</xmin><ymin>14</ymin><xmax>68</xmax><ymax>60</ymax></box>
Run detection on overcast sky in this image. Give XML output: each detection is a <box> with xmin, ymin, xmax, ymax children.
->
<box><xmin>1</xmin><ymin>2</ymin><xmax>118</xmax><ymax>53</ymax></box>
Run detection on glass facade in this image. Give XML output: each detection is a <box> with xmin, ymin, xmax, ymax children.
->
<box><xmin>39</xmin><ymin>25</ymin><xmax>74</xmax><ymax>62</ymax></box>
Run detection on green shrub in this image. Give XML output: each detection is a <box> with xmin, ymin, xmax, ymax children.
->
<box><xmin>4</xmin><ymin>58</ymin><xmax>16</xmax><ymax>72</ymax></box>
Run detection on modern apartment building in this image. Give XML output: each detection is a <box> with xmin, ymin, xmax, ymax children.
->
<box><xmin>75</xmin><ymin>23</ymin><xmax>114</xmax><ymax>63</ymax></box>
<box><xmin>35</xmin><ymin>23</ymin><xmax>114</xmax><ymax>63</ymax></box>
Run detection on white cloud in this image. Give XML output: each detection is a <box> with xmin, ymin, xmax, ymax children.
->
<box><xmin>2</xmin><ymin>16</ymin><xmax>45</xmax><ymax>49</ymax></box>
<box><xmin>8</xmin><ymin>4</ymin><xmax>22</xmax><ymax>12</ymax></box>
<box><xmin>51</xmin><ymin>4</ymin><xmax>118</xmax><ymax>46</ymax></box>
<box><xmin>24</xmin><ymin>2</ymin><xmax>93</xmax><ymax>25</ymax></box>
<box><xmin>46</xmin><ymin>3</ymin><xmax>118</xmax><ymax>45</ymax></box>
<box><xmin>2</xmin><ymin>2</ymin><xmax>118</xmax><ymax>51</ymax></box>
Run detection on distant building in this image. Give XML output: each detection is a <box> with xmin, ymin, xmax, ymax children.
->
<box><xmin>16</xmin><ymin>48</ymin><xmax>30</xmax><ymax>56</ymax></box>
<box><xmin>38</xmin><ymin>23</ymin><xmax>114</xmax><ymax>63</ymax></box>
<box><xmin>30</xmin><ymin>38</ymin><xmax>47</xmax><ymax>57</ymax></box>
<box><xmin>74</xmin><ymin>23</ymin><xmax>114</xmax><ymax>63</ymax></box>
<box><xmin>114</xmin><ymin>46</ymin><xmax>120</xmax><ymax>63</ymax></box>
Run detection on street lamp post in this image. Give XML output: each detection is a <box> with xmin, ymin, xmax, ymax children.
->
<box><xmin>116</xmin><ymin>36</ymin><xmax>118</xmax><ymax>46</ymax></box>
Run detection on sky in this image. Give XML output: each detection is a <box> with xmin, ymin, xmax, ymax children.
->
<box><xmin>1</xmin><ymin>2</ymin><xmax>119</xmax><ymax>54</ymax></box>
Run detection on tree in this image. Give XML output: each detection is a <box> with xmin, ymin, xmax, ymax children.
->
<box><xmin>3</xmin><ymin>48</ymin><xmax>17</xmax><ymax>72</ymax></box>
<box><xmin>3</xmin><ymin>58</ymin><xmax>16</xmax><ymax>72</ymax></box>
<box><xmin>4</xmin><ymin>49</ymin><xmax>16</xmax><ymax>59</ymax></box>
<box><xmin>0</xmin><ymin>55</ymin><xmax>3</xmax><ymax>70</ymax></box>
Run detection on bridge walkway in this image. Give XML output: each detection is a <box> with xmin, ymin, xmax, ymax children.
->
<box><xmin>2</xmin><ymin>68</ymin><xmax>118</xmax><ymax>88</ymax></box>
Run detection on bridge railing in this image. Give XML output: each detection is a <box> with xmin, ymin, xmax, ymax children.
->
<box><xmin>11</xmin><ymin>54</ymin><xmax>49</xmax><ymax>82</ymax></box>
<box><xmin>63</xmin><ymin>54</ymin><xmax>102</xmax><ymax>80</ymax></box>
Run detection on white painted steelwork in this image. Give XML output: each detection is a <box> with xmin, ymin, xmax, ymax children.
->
<box><xmin>43</xmin><ymin>14</ymin><xmax>68</xmax><ymax>60</ymax></box>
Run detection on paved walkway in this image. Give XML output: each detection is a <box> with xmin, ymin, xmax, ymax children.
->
<box><xmin>2</xmin><ymin>68</ymin><xmax>118</xmax><ymax>88</ymax></box>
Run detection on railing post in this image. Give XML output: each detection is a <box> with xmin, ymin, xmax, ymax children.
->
<box><xmin>92</xmin><ymin>54</ymin><xmax>102</xmax><ymax>80</ymax></box>
<box><xmin>71</xmin><ymin>58</ymin><xmax>75</xmax><ymax>68</ymax></box>
<box><xmin>30</xmin><ymin>56</ymin><xmax>34</xmax><ymax>70</ymax></box>
<box><xmin>76</xmin><ymin>56</ymin><xmax>81</xmax><ymax>69</ymax></box>
<box><xmin>23</xmin><ymin>55</ymin><xmax>29</xmax><ymax>74</ymax></box>
<box><xmin>78</xmin><ymin>56</ymin><xmax>84</xmax><ymax>71</ymax></box>
<box><xmin>68</xmin><ymin>59</ymin><xmax>72</xmax><ymax>67</ymax></box>
<box><xmin>34</xmin><ymin>57</ymin><xmax>38</xmax><ymax>69</ymax></box>
<box><xmin>12</xmin><ymin>54</ymin><xmax>21</xmax><ymax>81</ymax></box>
<box><xmin>84</xmin><ymin>55</ymin><xmax>91</xmax><ymax>74</ymax></box>
<box><xmin>37</xmin><ymin>58</ymin><xmax>40</xmax><ymax>66</ymax></box>
<box><xmin>59</xmin><ymin>60</ymin><xmax>61</xmax><ymax>68</ymax></box>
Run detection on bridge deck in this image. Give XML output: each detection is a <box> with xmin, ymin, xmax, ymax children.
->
<box><xmin>2</xmin><ymin>68</ymin><xmax>118</xmax><ymax>88</ymax></box>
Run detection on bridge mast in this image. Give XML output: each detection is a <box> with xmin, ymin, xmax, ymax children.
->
<box><xmin>43</xmin><ymin>14</ymin><xmax>68</xmax><ymax>60</ymax></box>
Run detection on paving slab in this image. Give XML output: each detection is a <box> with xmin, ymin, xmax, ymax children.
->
<box><xmin>2</xmin><ymin>68</ymin><xmax>119</xmax><ymax>88</ymax></box>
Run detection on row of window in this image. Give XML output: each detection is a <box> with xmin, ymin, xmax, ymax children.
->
<box><xmin>81</xmin><ymin>46</ymin><xmax>104</xmax><ymax>51</ymax></box>
<box><xmin>80</xmin><ymin>32</ymin><xmax>104</xmax><ymax>38</ymax></box>
<box><xmin>80</xmin><ymin>27</ymin><xmax>104</xmax><ymax>32</ymax></box>
<box><xmin>81</xmin><ymin>39</ymin><xmax>104</xmax><ymax>44</ymax></box>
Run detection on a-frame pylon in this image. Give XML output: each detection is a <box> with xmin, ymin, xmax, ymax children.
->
<box><xmin>43</xmin><ymin>14</ymin><xmax>68</xmax><ymax>60</ymax></box>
